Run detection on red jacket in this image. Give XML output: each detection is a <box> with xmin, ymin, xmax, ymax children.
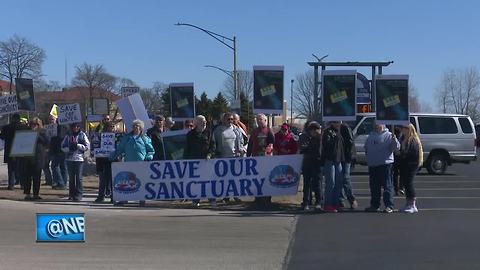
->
<box><xmin>274</xmin><ymin>131</ymin><xmax>298</xmax><ymax>155</ymax></box>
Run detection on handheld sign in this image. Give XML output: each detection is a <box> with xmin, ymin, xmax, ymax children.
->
<box><xmin>0</xmin><ymin>94</ymin><xmax>18</xmax><ymax>115</ymax></box>
<box><xmin>10</xmin><ymin>131</ymin><xmax>38</xmax><ymax>157</ymax></box>
<box><xmin>44</xmin><ymin>124</ymin><xmax>58</xmax><ymax>138</ymax></box>
<box><xmin>375</xmin><ymin>75</ymin><xmax>409</xmax><ymax>125</ymax></box>
<box><xmin>253</xmin><ymin>66</ymin><xmax>284</xmax><ymax>114</ymax></box>
<box><xmin>170</xmin><ymin>83</ymin><xmax>195</xmax><ymax>121</ymax></box>
<box><xmin>94</xmin><ymin>132</ymin><xmax>116</xmax><ymax>157</ymax></box>
<box><xmin>322</xmin><ymin>70</ymin><xmax>357</xmax><ymax>122</ymax></box>
<box><xmin>116</xmin><ymin>93</ymin><xmax>152</xmax><ymax>132</ymax></box>
<box><xmin>57</xmin><ymin>103</ymin><xmax>82</xmax><ymax>125</ymax></box>
<box><xmin>15</xmin><ymin>78</ymin><xmax>35</xmax><ymax>112</ymax></box>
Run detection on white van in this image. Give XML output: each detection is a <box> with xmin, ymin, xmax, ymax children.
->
<box><xmin>351</xmin><ymin>113</ymin><xmax>477</xmax><ymax>174</ymax></box>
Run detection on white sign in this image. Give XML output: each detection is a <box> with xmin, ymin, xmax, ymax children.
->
<box><xmin>93</xmin><ymin>98</ymin><xmax>109</xmax><ymax>115</ymax></box>
<box><xmin>121</xmin><ymin>87</ymin><xmax>140</xmax><ymax>98</ymax></box>
<box><xmin>0</xmin><ymin>94</ymin><xmax>18</xmax><ymax>115</ymax></box>
<box><xmin>116</xmin><ymin>93</ymin><xmax>152</xmax><ymax>132</ymax></box>
<box><xmin>10</xmin><ymin>131</ymin><xmax>38</xmax><ymax>157</ymax></box>
<box><xmin>44</xmin><ymin>124</ymin><xmax>58</xmax><ymax>138</ymax></box>
<box><xmin>58</xmin><ymin>103</ymin><xmax>82</xmax><ymax>125</ymax></box>
<box><xmin>101</xmin><ymin>133</ymin><xmax>115</xmax><ymax>151</ymax></box>
<box><xmin>112</xmin><ymin>155</ymin><xmax>303</xmax><ymax>201</ymax></box>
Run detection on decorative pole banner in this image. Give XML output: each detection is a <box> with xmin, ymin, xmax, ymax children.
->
<box><xmin>253</xmin><ymin>66</ymin><xmax>284</xmax><ymax>114</ymax></box>
<box><xmin>170</xmin><ymin>83</ymin><xmax>195</xmax><ymax>121</ymax></box>
<box><xmin>0</xmin><ymin>94</ymin><xmax>18</xmax><ymax>115</ymax></box>
<box><xmin>111</xmin><ymin>155</ymin><xmax>303</xmax><ymax>201</ymax></box>
<box><xmin>15</xmin><ymin>78</ymin><xmax>35</xmax><ymax>112</ymax></box>
<box><xmin>375</xmin><ymin>75</ymin><xmax>409</xmax><ymax>125</ymax></box>
<box><xmin>322</xmin><ymin>70</ymin><xmax>357</xmax><ymax>122</ymax></box>
<box><xmin>57</xmin><ymin>103</ymin><xmax>82</xmax><ymax>125</ymax></box>
<box><xmin>121</xmin><ymin>87</ymin><xmax>140</xmax><ymax>98</ymax></box>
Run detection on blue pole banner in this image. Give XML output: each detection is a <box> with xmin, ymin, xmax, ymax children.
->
<box><xmin>111</xmin><ymin>155</ymin><xmax>303</xmax><ymax>201</ymax></box>
<box><xmin>375</xmin><ymin>75</ymin><xmax>409</xmax><ymax>125</ymax></box>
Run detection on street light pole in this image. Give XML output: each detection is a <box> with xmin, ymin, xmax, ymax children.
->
<box><xmin>175</xmin><ymin>22</ymin><xmax>238</xmax><ymax>101</ymax></box>
<box><xmin>290</xmin><ymin>79</ymin><xmax>294</xmax><ymax>124</ymax></box>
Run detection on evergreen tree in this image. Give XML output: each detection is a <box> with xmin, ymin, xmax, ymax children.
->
<box><xmin>239</xmin><ymin>91</ymin><xmax>255</xmax><ymax>131</ymax></box>
<box><xmin>160</xmin><ymin>88</ymin><xmax>171</xmax><ymax>117</ymax></box>
<box><xmin>212</xmin><ymin>92</ymin><xmax>230</xmax><ymax>121</ymax></box>
<box><xmin>195</xmin><ymin>92</ymin><xmax>213</xmax><ymax>121</ymax></box>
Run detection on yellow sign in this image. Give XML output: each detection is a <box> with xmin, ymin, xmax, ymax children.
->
<box><xmin>49</xmin><ymin>104</ymin><xmax>58</xmax><ymax>118</ymax></box>
<box><xmin>260</xmin><ymin>85</ymin><xmax>276</xmax><ymax>97</ymax></box>
<box><xmin>383</xmin><ymin>95</ymin><xmax>401</xmax><ymax>108</ymax></box>
<box><xmin>330</xmin><ymin>90</ymin><xmax>348</xmax><ymax>103</ymax></box>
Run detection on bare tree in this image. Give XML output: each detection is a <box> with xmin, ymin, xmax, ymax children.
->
<box><xmin>293</xmin><ymin>70</ymin><xmax>316</xmax><ymax>120</ymax></box>
<box><xmin>409</xmin><ymin>85</ymin><xmax>422</xmax><ymax>112</ymax></box>
<box><xmin>72</xmin><ymin>63</ymin><xmax>117</xmax><ymax>99</ymax></box>
<box><xmin>34</xmin><ymin>79</ymin><xmax>62</xmax><ymax>91</ymax></box>
<box><xmin>435</xmin><ymin>67</ymin><xmax>480</xmax><ymax>121</ymax></box>
<box><xmin>140</xmin><ymin>81</ymin><xmax>168</xmax><ymax>114</ymax></box>
<box><xmin>0</xmin><ymin>35</ymin><xmax>46</xmax><ymax>93</ymax></box>
<box><xmin>221</xmin><ymin>70</ymin><xmax>253</xmax><ymax>102</ymax></box>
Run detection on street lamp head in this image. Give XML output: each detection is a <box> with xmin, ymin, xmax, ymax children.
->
<box><xmin>291</xmin><ymin>79</ymin><xmax>294</xmax><ymax>83</ymax></box>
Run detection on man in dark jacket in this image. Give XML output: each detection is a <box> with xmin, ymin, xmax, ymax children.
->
<box><xmin>300</xmin><ymin>122</ymin><xmax>323</xmax><ymax>211</ymax></box>
<box><xmin>147</xmin><ymin>115</ymin><xmax>165</xmax><ymax>160</ymax></box>
<box><xmin>0</xmin><ymin>114</ymin><xmax>23</xmax><ymax>189</ymax></box>
<box><xmin>184</xmin><ymin>115</ymin><xmax>215</xmax><ymax>207</ymax></box>
<box><xmin>338</xmin><ymin>122</ymin><xmax>358</xmax><ymax>210</ymax></box>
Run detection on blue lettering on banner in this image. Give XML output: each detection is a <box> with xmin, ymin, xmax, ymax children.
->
<box><xmin>145</xmin><ymin>183</ymin><xmax>156</xmax><ymax>200</ymax></box>
<box><xmin>214</xmin><ymin>160</ymin><xmax>228</xmax><ymax>177</ymax></box>
<box><xmin>211</xmin><ymin>180</ymin><xmax>224</xmax><ymax>197</ymax></box>
<box><xmin>36</xmin><ymin>214</ymin><xmax>85</xmax><ymax>242</ymax></box>
<box><xmin>186</xmin><ymin>181</ymin><xmax>197</xmax><ymax>198</ymax></box>
<box><xmin>149</xmin><ymin>161</ymin><xmax>201</xmax><ymax>180</ymax></box>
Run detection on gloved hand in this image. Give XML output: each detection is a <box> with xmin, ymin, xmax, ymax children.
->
<box><xmin>69</xmin><ymin>143</ymin><xmax>78</xmax><ymax>152</ymax></box>
<box><xmin>144</xmin><ymin>155</ymin><xmax>153</xmax><ymax>161</ymax></box>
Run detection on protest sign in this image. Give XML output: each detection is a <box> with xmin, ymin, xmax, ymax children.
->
<box><xmin>322</xmin><ymin>70</ymin><xmax>357</xmax><ymax>121</ymax></box>
<box><xmin>170</xmin><ymin>83</ymin><xmax>195</xmax><ymax>121</ymax></box>
<box><xmin>92</xmin><ymin>98</ymin><xmax>109</xmax><ymax>115</ymax></box>
<box><xmin>375</xmin><ymin>75</ymin><xmax>409</xmax><ymax>125</ymax></box>
<box><xmin>116</xmin><ymin>93</ymin><xmax>152</xmax><ymax>132</ymax></box>
<box><xmin>121</xmin><ymin>87</ymin><xmax>140</xmax><ymax>98</ymax></box>
<box><xmin>0</xmin><ymin>94</ymin><xmax>18</xmax><ymax>115</ymax></box>
<box><xmin>15</xmin><ymin>78</ymin><xmax>35</xmax><ymax>112</ymax></box>
<box><xmin>94</xmin><ymin>132</ymin><xmax>116</xmax><ymax>157</ymax></box>
<box><xmin>253</xmin><ymin>66</ymin><xmax>284</xmax><ymax>114</ymax></box>
<box><xmin>10</xmin><ymin>131</ymin><xmax>38</xmax><ymax>157</ymax></box>
<box><xmin>57</xmin><ymin>103</ymin><xmax>82</xmax><ymax>125</ymax></box>
<box><xmin>112</xmin><ymin>154</ymin><xmax>303</xmax><ymax>201</ymax></box>
<box><xmin>44</xmin><ymin>124</ymin><xmax>58</xmax><ymax>138</ymax></box>
<box><xmin>161</xmin><ymin>129</ymin><xmax>188</xmax><ymax>160</ymax></box>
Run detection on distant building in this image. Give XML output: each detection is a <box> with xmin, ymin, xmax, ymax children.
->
<box><xmin>0</xmin><ymin>80</ymin><xmax>15</xmax><ymax>93</ymax></box>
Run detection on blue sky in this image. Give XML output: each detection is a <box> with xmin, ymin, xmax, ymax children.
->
<box><xmin>2</xmin><ymin>0</ymin><xmax>480</xmax><ymax>110</ymax></box>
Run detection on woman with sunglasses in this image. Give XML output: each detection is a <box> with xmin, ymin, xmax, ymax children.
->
<box><xmin>23</xmin><ymin>117</ymin><xmax>49</xmax><ymax>200</ymax></box>
<box><xmin>61</xmin><ymin>122</ymin><xmax>90</xmax><ymax>201</ymax></box>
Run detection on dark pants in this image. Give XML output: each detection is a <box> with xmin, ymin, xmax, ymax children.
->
<box><xmin>67</xmin><ymin>161</ymin><xmax>84</xmax><ymax>199</ymax></box>
<box><xmin>400</xmin><ymin>163</ymin><xmax>418</xmax><ymax>199</ymax></box>
<box><xmin>392</xmin><ymin>160</ymin><xmax>403</xmax><ymax>192</ymax></box>
<box><xmin>97</xmin><ymin>162</ymin><xmax>112</xmax><ymax>200</ymax></box>
<box><xmin>7</xmin><ymin>160</ymin><xmax>17</xmax><ymax>187</ymax></box>
<box><xmin>368</xmin><ymin>164</ymin><xmax>394</xmax><ymax>208</ymax></box>
<box><xmin>24</xmin><ymin>169</ymin><xmax>42</xmax><ymax>196</ymax></box>
<box><xmin>43</xmin><ymin>155</ymin><xmax>53</xmax><ymax>185</ymax></box>
<box><xmin>302</xmin><ymin>166</ymin><xmax>322</xmax><ymax>206</ymax></box>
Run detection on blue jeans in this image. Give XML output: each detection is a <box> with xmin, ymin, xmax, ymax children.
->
<box><xmin>97</xmin><ymin>162</ymin><xmax>112</xmax><ymax>200</ymax></box>
<box><xmin>43</xmin><ymin>155</ymin><xmax>53</xmax><ymax>185</ymax></box>
<box><xmin>368</xmin><ymin>164</ymin><xmax>394</xmax><ymax>208</ymax></box>
<box><xmin>323</xmin><ymin>161</ymin><xmax>343</xmax><ymax>207</ymax></box>
<box><xmin>51</xmin><ymin>153</ymin><xmax>67</xmax><ymax>187</ymax></box>
<box><xmin>302</xmin><ymin>166</ymin><xmax>322</xmax><ymax>206</ymax></box>
<box><xmin>8</xmin><ymin>160</ymin><xmax>17</xmax><ymax>187</ymax></box>
<box><xmin>340</xmin><ymin>162</ymin><xmax>356</xmax><ymax>203</ymax></box>
<box><xmin>67</xmin><ymin>161</ymin><xmax>84</xmax><ymax>199</ymax></box>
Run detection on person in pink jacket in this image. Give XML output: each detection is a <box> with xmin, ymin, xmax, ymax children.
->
<box><xmin>274</xmin><ymin>123</ymin><xmax>298</xmax><ymax>155</ymax></box>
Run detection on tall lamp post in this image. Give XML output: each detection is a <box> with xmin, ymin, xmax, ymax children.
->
<box><xmin>290</xmin><ymin>79</ymin><xmax>294</xmax><ymax>125</ymax></box>
<box><xmin>175</xmin><ymin>23</ymin><xmax>238</xmax><ymax>101</ymax></box>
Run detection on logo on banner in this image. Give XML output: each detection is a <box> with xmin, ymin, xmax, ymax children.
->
<box><xmin>268</xmin><ymin>165</ymin><xmax>300</xmax><ymax>188</ymax></box>
<box><xmin>36</xmin><ymin>214</ymin><xmax>85</xmax><ymax>242</ymax></box>
<box><xmin>260</xmin><ymin>85</ymin><xmax>276</xmax><ymax>97</ymax></box>
<box><xmin>113</xmin><ymin>171</ymin><xmax>142</xmax><ymax>193</ymax></box>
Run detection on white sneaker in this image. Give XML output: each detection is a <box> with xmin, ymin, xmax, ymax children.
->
<box><xmin>401</xmin><ymin>205</ymin><xmax>418</xmax><ymax>213</ymax></box>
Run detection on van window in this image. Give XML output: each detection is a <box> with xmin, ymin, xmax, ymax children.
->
<box><xmin>356</xmin><ymin>117</ymin><xmax>374</xmax><ymax>135</ymax></box>
<box><xmin>418</xmin><ymin>117</ymin><xmax>458</xmax><ymax>134</ymax></box>
<box><xmin>410</xmin><ymin>117</ymin><xmax>417</xmax><ymax>130</ymax></box>
<box><xmin>458</xmin><ymin>118</ymin><xmax>473</xmax><ymax>134</ymax></box>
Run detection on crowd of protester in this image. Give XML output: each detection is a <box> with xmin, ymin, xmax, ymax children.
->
<box><xmin>0</xmin><ymin>112</ymin><xmax>423</xmax><ymax>213</ymax></box>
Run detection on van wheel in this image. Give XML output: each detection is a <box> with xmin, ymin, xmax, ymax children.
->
<box><xmin>426</xmin><ymin>154</ymin><xmax>448</xmax><ymax>175</ymax></box>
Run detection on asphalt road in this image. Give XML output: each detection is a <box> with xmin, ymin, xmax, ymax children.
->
<box><xmin>286</xmin><ymin>162</ymin><xmax>480</xmax><ymax>270</ymax></box>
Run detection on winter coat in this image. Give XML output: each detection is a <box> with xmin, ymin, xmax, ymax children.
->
<box><xmin>274</xmin><ymin>131</ymin><xmax>298</xmax><ymax>155</ymax></box>
<box><xmin>110</xmin><ymin>133</ymin><xmax>154</xmax><ymax>162</ymax></box>
<box><xmin>147</xmin><ymin>127</ymin><xmax>165</xmax><ymax>160</ymax></box>
<box><xmin>61</xmin><ymin>131</ymin><xmax>90</xmax><ymax>162</ymax></box>
<box><xmin>400</xmin><ymin>138</ymin><xmax>423</xmax><ymax>167</ymax></box>
<box><xmin>364</xmin><ymin>128</ymin><xmax>400</xmax><ymax>167</ymax></box>
<box><xmin>247</xmin><ymin>127</ymin><xmax>275</xmax><ymax>157</ymax></box>
<box><xmin>320</xmin><ymin>127</ymin><xmax>345</xmax><ymax>163</ymax></box>
<box><xmin>184</xmin><ymin>128</ymin><xmax>214</xmax><ymax>159</ymax></box>
<box><xmin>340</xmin><ymin>123</ymin><xmax>356</xmax><ymax>163</ymax></box>
<box><xmin>301</xmin><ymin>135</ymin><xmax>322</xmax><ymax>170</ymax></box>
<box><xmin>24</xmin><ymin>129</ymin><xmax>49</xmax><ymax>171</ymax></box>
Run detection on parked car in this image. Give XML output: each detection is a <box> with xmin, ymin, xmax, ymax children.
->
<box><xmin>351</xmin><ymin>113</ymin><xmax>477</xmax><ymax>175</ymax></box>
<box><xmin>475</xmin><ymin>124</ymin><xmax>480</xmax><ymax>148</ymax></box>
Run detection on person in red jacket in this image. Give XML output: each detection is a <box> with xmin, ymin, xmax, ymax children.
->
<box><xmin>274</xmin><ymin>123</ymin><xmax>298</xmax><ymax>155</ymax></box>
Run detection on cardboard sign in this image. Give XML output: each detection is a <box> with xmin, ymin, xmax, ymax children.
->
<box><xmin>57</xmin><ymin>103</ymin><xmax>82</xmax><ymax>125</ymax></box>
<box><xmin>116</xmin><ymin>93</ymin><xmax>152</xmax><ymax>132</ymax></box>
<box><xmin>375</xmin><ymin>75</ymin><xmax>409</xmax><ymax>125</ymax></box>
<box><xmin>253</xmin><ymin>66</ymin><xmax>284</xmax><ymax>114</ymax></box>
<box><xmin>170</xmin><ymin>83</ymin><xmax>195</xmax><ymax>121</ymax></box>
<box><xmin>15</xmin><ymin>78</ymin><xmax>35</xmax><ymax>112</ymax></box>
<box><xmin>121</xmin><ymin>87</ymin><xmax>140</xmax><ymax>98</ymax></box>
<box><xmin>111</xmin><ymin>155</ymin><xmax>303</xmax><ymax>201</ymax></box>
<box><xmin>161</xmin><ymin>129</ymin><xmax>189</xmax><ymax>160</ymax></box>
<box><xmin>322</xmin><ymin>70</ymin><xmax>357</xmax><ymax>122</ymax></box>
<box><xmin>10</xmin><ymin>131</ymin><xmax>38</xmax><ymax>157</ymax></box>
<box><xmin>0</xmin><ymin>94</ymin><xmax>18</xmax><ymax>115</ymax></box>
<box><xmin>44</xmin><ymin>124</ymin><xmax>58</xmax><ymax>138</ymax></box>
<box><xmin>92</xmin><ymin>98</ymin><xmax>109</xmax><ymax>115</ymax></box>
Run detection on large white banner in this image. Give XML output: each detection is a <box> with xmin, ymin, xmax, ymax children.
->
<box><xmin>112</xmin><ymin>155</ymin><xmax>302</xmax><ymax>201</ymax></box>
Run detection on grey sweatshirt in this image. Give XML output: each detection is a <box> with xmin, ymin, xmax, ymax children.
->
<box><xmin>364</xmin><ymin>128</ymin><xmax>400</xmax><ymax>167</ymax></box>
